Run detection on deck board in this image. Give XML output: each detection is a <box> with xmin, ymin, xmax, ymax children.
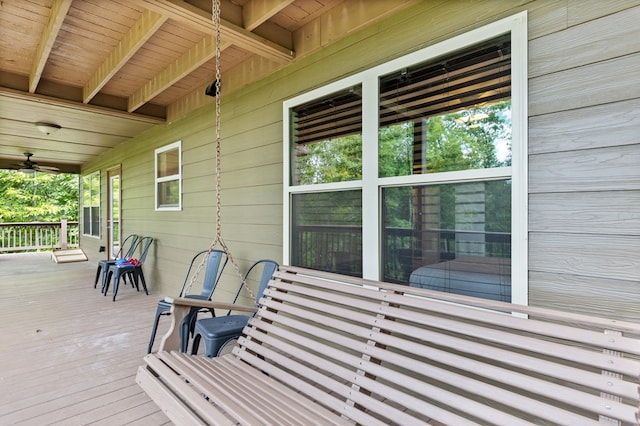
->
<box><xmin>0</xmin><ymin>252</ymin><xmax>173</xmax><ymax>425</ymax></box>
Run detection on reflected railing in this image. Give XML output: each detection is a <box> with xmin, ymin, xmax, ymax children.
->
<box><xmin>291</xmin><ymin>225</ymin><xmax>511</xmax><ymax>284</ymax></box>
<box><xmin>0</xmin><ymin>218</ymin><xmax>79</xmax><ymax>253</ymax></box>
<box><xmin>292</xmin><ymin>225</ymin><xmax>363</xmax><ymax>276</ymax></box>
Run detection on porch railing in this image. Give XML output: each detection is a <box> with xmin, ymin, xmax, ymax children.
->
<box><xmin>0</xmin><ymin>218</ymin><xmax>79</xmax><ymax>253</ymax></box>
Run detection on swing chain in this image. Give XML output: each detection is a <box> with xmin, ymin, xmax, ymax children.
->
<box><xmin>183</xmin><ymin>0</ymin><xmax>254</xmax><ymax>301</ymax></box>
<box><xmin>213</xmin><ymin>0</ymin><xmax>222</xmax><ymax>245</ymax></box>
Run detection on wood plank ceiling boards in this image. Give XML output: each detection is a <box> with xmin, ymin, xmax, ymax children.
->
<box><xmin>0</xmin><ymin>0</ymin><xmax>417</xmax><ymax>173</ymax></box>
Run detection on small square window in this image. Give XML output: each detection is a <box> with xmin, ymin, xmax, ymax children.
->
<box><xmin>155</xmin><ymin>141</ymin><xmax>182</xmax><ymax>211</ymax></box>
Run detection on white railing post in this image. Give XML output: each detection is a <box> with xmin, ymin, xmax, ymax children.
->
<box><xmin>60</xmin><ymin>217</ymin><xmax>68</xmax><ymax>250</ymax></box>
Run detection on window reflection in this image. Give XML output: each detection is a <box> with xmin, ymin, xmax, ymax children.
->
<box><xmin>382</xmin><ymin>180</ymin><xmax>511</xmax><ymax>301</ymax></box>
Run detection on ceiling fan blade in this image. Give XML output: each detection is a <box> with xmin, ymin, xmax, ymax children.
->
<box><xmin>34</xmin><ymin>166</ymin><xmax>60</xmax><ymax>174</ymax></box>
<box><xmin>14</xmin><ymin>153</ymin><xmax>61</xmax><ymax>173</ymax></box>
<box><xmin>36</xmin><ymin>165</ymin><xmax>60</xmax><ymax>171</ymax></box>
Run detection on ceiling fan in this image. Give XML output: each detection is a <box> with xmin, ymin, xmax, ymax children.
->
<box><xmin>16</xmin><ymin>153</ymin><xmax>60</xmax><ymax>174</ymax></box>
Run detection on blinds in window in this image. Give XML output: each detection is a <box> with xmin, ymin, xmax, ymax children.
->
<box><xmin>291</xmin><ymin>86</ymin><xmax>362</xmax><ymax>146</ymax></box>
<box><xmin>291</xmin><ymin>35</ymin><xmax>510</xmax><ymax>146</ymax></box>
<box><xmin>380</xmin><ymin>34</ymin><xmax>511</xmax><ymax>127</ymax></box>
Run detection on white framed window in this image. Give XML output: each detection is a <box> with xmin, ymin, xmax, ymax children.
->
<box><xmin>82</xmin><ymin>171</ymin><xmax>100</xmax><ymax>237</ymax></box>
<box><xmin>284</xmin><ymin>12</ymin><xmax>528</xmax><ymax>304</ymax></box>
<box><xmin>155</xmin><ymin>140</ymin><xmax>182</xmax><ymax>211</ymax></box>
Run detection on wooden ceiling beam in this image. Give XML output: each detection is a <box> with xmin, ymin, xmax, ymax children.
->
<box><xmin>242</xmin><ymin>0</ymin><xmax>295</xmax><ymax>31</ymax></box>
<box><xmin>83</xmin><ymin>10</ymin><xmax>167</xmax><ymax>104</ymax></box>
<box><xmin>127</xmin><ymin>34</ymin><xmax>231</xmax><ymax>112</ymax></box>
<box><xmin>0</xmin><ymin>87</ymin><xmax>164</xmax><ymax>125</ymax></box>
<box><xmin>220</xmin><ymin>17</ymin><xmax>294</xmax><ymax>63</ymax></box>
<box><xmin>29</xmin><ymin>0</ymin><xmax>73</xmax><ymax>94</ymax></box>
<box><xmin>134</xmin><ymin>0</ymin><xmax>294</xmax><ymax>63</ymax></box>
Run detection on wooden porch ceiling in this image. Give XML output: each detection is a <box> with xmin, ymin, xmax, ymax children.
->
<box><xmin>0</xmin><ymin>0</ymin><xmax>416</xmax><ymax>173</ymax></box>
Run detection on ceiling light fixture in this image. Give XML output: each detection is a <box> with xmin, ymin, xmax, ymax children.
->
<box><xmin>35</xmin><ymin>122</ymin><xmax>61</xmax><ymax>135</ymax></box>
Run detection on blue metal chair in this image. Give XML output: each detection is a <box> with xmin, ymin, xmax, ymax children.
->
<box><xmin>146</xmin><ymin>249</ymin><xmax>228</xmax><ymax>353</ymax></box>
<box><xmin>93</xmin><ymin>234</ymin><xmax>139</xmax><ymax>292</ymax></box>
<box><xmin>104</xmin><ymin>236</ymin><xmax>154</xmax><ymax>301</ymax></box>
<box><xmin>190</xmin><ymin>259</ymin><xmax>278</xmax><ymax>357</ymax></box>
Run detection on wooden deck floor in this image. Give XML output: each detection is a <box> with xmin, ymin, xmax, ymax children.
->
<box><xmin>0</xmin><ymin>252</ymin><xmax>172</xmax><ymax>425</ymax></box>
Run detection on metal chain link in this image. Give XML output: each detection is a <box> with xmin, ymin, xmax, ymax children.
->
<box><xmin>183</xmin><ymin>0</ymin><xmax>254</xmax><ymax>301</ymax></box>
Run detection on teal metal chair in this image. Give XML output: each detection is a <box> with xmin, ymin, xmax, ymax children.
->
<box><xmin>146</xmin><ymin>249</ymin><xmax>228</xmax><ymax>353</ymax></box>
<box><xmin>104</xmin><ymin>236</ymin><xmax>154</xmax><ymax>301</ymax></box>
<box><xmin>94</xmin><ymin>234</ymin><xmax>139</xmax><ymax>292</ymax></box>
<box><xmin>190</xmin><ymin>259</ymin><xmax>278</xmax><ymax>357</ymax></box>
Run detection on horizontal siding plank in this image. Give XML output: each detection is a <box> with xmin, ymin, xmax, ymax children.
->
<box><xmin>182</xmin><ymin>173</ymin><xmax>218</xmax><ymax>193</ymax></box>
<box><xmin>529</xmin><ymin>191</ymin><xmax>640</xmax><ymax>235</ymax></box>
<box><xmin>214</xmin><ymin>240</ymin><xmax>282</xmax><ymax>264</ymax></box>
<box><xmin>529</xmin><ymin>53</ymin><xmax>640</xmax><ymax>116</ymax></box>
<box><xmin>529</xmin><ymin>6</ymin><xmax>640</xmax><ymax>78</ymax></box>
<box><xmin>181</xmin><ymin>185</ymin><xmax>281</xmax><ymax>208</ymax></box>
<box><xmin>224</xmin><ymin>223</ymin><xmax>284</xmax><ymax>246</ymax></box>
<box><xmin>223</xmin><ymin>124</ymin><xmax>283</xmax><ymax>154</ymax></box>
<box><xmin>132</xmin><ymin>221</ymin><xmax>281</xmax><ymax>247</ymax></box>
<box><xmin>529</xmin><ymin>233</ymin><xmax>640</xmax><ymax>282</ymax></box>
<box><xmin>526</xmin><ymin>0</ymin><xmax>568</xmax><ymax>40</ymax></box>
<box><xmin>223</xmin><ymin>163</ymin><xmax>282</xmax><ymax>189</ymax></box>
<box><xmin>567</xmin><ymin>0</ymin><xmax>640</xmax><ymax>26</ymax></box>
<box><xmin>529</xmin><ymin>98</ymin><xmax>640</xmax><ymax>155</ymax></box>
<box><xmin>182</xmin><ymin>163</ymin><xmax>281</xmax><ymax>193</ymax></box>
<box><xmin>138</xmin><ymin>204</ymin><xmax>282</xmax><ymax>227</ymax></box>
<box><xmin>529</xmin><ymin>270</ymin><xmax>640</xmax><ymax>322</ymax></box>
<box><xmin>180</xmin><ymin>191</ymin><xmax>217</xmax><ymax>208</ymax></box>
<box><xmin>223</xmin><ymin>101</ymin><xmax>283</xmax><ymax>137</ymax></box>
<box><xmin>225</xmin><ymin>142</ymin><xmax>282</xmax><ymax>171</ymax></box>
<box><xmin>224</xmin><ymin>185</ymin><xmax>283</xmax><ymax>206</ymax></box>
<box><xmin>529</xmin><ymin>144</ymin><xmax>640</xmax><ymax>193</ymax></box>
<box><xmin>223</xmin><ymin>205</ymin><xmax>282</xmax><ymax>225</ymax></box>
<box><xmin>183</xmin><ymin>106</ymin><xmax>282</xmax><ymax>153</ymax></box>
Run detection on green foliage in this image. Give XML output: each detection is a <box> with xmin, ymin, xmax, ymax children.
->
<box><xmin>379</xmin><ymin>101</ymin><xmax>511</xmax><ymax>229</ymax></box>
<box><xmin>0</xmin><ymin>170</ymin><xmax>79</xmax><ymax>222</ymax></box>
<box><xmin>378</xmin><ymin>123</ymin><xmax>414</xmax><ymax>178</ymax></box>
<box><xmin>296</xmin><ymin>101</ymin><xmax>511</xmax><ymax>186</ymax></box>
<box><xmin>295</xmin><ymin>135</ymin><xmax>362</xmax><ymax>185</ymax></box>
<box><xmin>379</xmin><ymin>100</ymin><xmax>512</xmax><ymax>177</ymax></box>
<box><xmin>292</xmin><ymin>100</ymin><xmax>512</xmax><ymax>231</ymax></box>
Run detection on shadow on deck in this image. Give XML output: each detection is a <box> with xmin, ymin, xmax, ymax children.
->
<box><xmin>0</xmin><ymin>252</ymin><xmax>171</xmax><ymax>425</ymax></box>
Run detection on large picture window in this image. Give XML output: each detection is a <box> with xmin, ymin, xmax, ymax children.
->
<box><xmin>284</xmin><ymin>13</ymin><xmax>528</xmax><ymax>304</ymax></box>
<box><xmin>82</xmin><ymin>171</ymin><xmax>100</xmax><ymax>237</ymax></box>
<box><xmin>155</xmin><ymin>141</ymin><xmax>182</xmax><ymax>211</ymax></box>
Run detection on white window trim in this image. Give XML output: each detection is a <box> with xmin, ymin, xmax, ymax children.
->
<box><xmin>82</xmin><ymin>170</ymin><xmax>100</xmax><ymax>238</ymax></box>
<box><xmin>283</xmin><ymin>12</ymin><xmax>528</xmax><ymax>304</ymax></box>
<box><xmin>155</xmin><ymin>140</ymin><xmax>182</xmax><ymax>211</ymax></box>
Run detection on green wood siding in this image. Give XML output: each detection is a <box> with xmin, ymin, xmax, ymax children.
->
<box><xmin>526</xmin><ymin>2</ymin><xmax>640</xmax><ymax>320</ymax></box>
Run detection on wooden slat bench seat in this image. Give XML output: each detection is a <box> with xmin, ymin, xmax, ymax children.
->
<box><xmin>137</xmin><ymin>266</ymin><xmax>640</xmax><ymax>425</ymax></box>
